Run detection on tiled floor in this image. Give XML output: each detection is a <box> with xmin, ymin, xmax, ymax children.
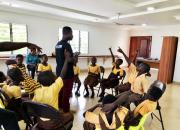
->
<box><xmin>19</xmin><ymin>69</ymin><xmax>180</xmax><ymax>130</ymax></box>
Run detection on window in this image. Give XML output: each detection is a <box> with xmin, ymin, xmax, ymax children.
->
<box><xmin>0</xmin><ymin>23</ymin><xmax>27</xmax><ymax>56</ymax></box>
<box><xmin>59</xmin><ymin>28</ymin><xmax>89</xmax><ymax>54</ymax></box>
<box><xmin>0</xmin><ymin>23</ymin><xmax>11</xmax><ymax>55</ymax></box>
<box><xmin>12</xmin><ymin>24</ymin><xmax>28</xmax><ymax>55</ymax></box>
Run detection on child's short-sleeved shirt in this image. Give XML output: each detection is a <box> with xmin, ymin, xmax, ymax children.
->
<box><xmin>0</xmin><ymin>98</ymin><xmax>5</xmax><ymax>108</ymax></box>
<box><xmin>128</xmin><ymin>63</ymin><xmax>148</xmax><ymax>95</ymax></box>
<box><xmin>73</xmin><ymin>65</ymin><xmax>80</xmax><ymax>75</ymax></box>
<box><xmin>17</xmin><ymin>64</ymin><xmax>41</xmax><ymax>94</ymax></box>
<box><xmin>134</xmin><ymin>100</ymin><xmax>157</xmax><ymax>116</ymax></box>
<box><xmin>38</xmin><ymin>63</ymin><xmax>52</xmax><ymax>72</ymax></box>
<box><xmin>2</xmin><ymin>85</ymin><xmax>21</xmax><ymax>99</ymax></box>
<box><xmin>88</xmin><ymin>65</ymin><xmax>101</xmax><ymax>75</ymax></box>
<box><xmin>32</xmin><ymin>77</ymin><xmax>63</xmax><ymax>110</ymax></box>
<box><xmin>26</xmin><ymin>53</ymin><xmax>40</xmax><ymax>65</ymax></box>
<box><xmin>108</xmin><ymin>62</ymin><xmax>124</xmax><ymax>79</ymax></box>
<box><xmin>85</xmin><ymin>107</ymin><xmax>129</xmax><ymax>130</ymax></box>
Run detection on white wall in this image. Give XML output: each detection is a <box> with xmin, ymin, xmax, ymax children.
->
<box><xmin>130</xmin><ymin>26</ymin><xmax>180</xmax><ymax>82</ymax></box>
<box><xmin>0</xmin><ymin>11</ymin><xmax>130</xmax><ymax>73</ymax></box>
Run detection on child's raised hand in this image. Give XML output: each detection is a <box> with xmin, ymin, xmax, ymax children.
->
<box><xmin>117</xmin><ymin>47</ymin><xmax>123</xmax><ymax>53</ymax></box>
<box><xmin>74</xmin><ymin>52</ymin><xmax>80</xmax><ymax>56</ymax></box>
<box><xmin>28</xmin><ymin>43</ymin><xmax>42</xmax><ymax>53</ymax></box>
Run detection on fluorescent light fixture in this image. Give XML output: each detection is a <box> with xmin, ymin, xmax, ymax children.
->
<box><xmin>135</xmin><ymin>0</ymin><xmax>168</xmax><ymax>7</ymax></box>
<box><xmin>147</xmin><ymin>7</ymin><xmax>155</xmax><ymax>11</ymax></box>
<box><xmin>11</xmin><ymin>4</ymin><xmax>21</xmax><ymax>8</ymax></box>
<box><xmin>142</xmin><ymin>23</ymin><xmax>147</xmax><ymax>27</ymax></box>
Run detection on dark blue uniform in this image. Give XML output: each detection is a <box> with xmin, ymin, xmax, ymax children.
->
<box><xmin>55</xmin><ymin>40</ymin><xmax>74</xmax><ymax>78</ymax></box>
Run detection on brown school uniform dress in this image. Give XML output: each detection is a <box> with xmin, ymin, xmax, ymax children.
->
<box><xmin>84</xmin><ymin>65</ymin><xmax>101</xmax><ymax>87</ymax></box>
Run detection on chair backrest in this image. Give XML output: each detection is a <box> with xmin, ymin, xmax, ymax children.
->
<box><xmin>0</xmin><ymin>108</ymin><xmax>20</xmax><ymax>130</ymax></box>
<box><xmin>22</xmin><ymin>101</ymin><xmax>61</xmax><ymax>120</ymax></box>
<box><xmin>22</xmin><ymin>101</ymin><xmax>63</xmax><ymax>127</ymax></box>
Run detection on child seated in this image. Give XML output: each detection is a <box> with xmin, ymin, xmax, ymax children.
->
<box><xmin>84</xmin><ymin>80</ymin><xmax>166</xmax><ymax>130</ymax></box>
<box><xmin>37</xmin><ymin>54</ymin><xmax>52</xmax><ymax>72</ymax></box>
<box><xmin>83</xmin><ymin>95</ymin><xmax>127</xmax><ymax>130</ymax></box>
<box><xmin>99</xmin><ymin>48</ymin><xmax>124</xmax><ymax>102</ymax></box>
<box><xmin>106</xmin><ymin>48</ymin><xmax>150</xmax><ymax>108</ymax></box>
<box><xmin>73</xmin><ymin>56</ymin><xmax>81</xmax><ymax>97</ymax></box>
<box><xmin>6</xmin><ymin>55</ymin><xmax>41</xmax><ymax>96</ymax></box>
<box><xmin>32</xmin><ymin>51</ymin><xmax>74</xmax><ymax>130</ymax></box>
<box><xmin>115</xmin><ymin>48</ymin><xmax>151</xmax><ymax>95</ymax></box>
<box><xmin>0</xmin><ymin>68</ymin><xmax>24</xmax><ymax>120</ymax></box>
<box><xmin>84</xmin><ymin>57</ymin><xmax>101</xmax><ymax>98</ymax></box>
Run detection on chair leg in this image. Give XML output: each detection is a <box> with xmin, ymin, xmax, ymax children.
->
<box><xmin>111</xmin><ymin>88</ymin><xmax>114</xmax><ymax>95</ymax></box>
<box><xmin>158</xmin><ymin>109</ymin><xmax>165</xmax><ymax>130</ymax></box>
<box><xmin>151</xmin><ymin>113</ymin><xmax>153</xmax><ymax>119</ymax></box>
<box><xmin>83</xmin><ymin>88</ymin><xmax>85</xmax><ymax>94</ymax></box>
<box><xmin>97</xmin><ymin>87</ymin><xmax>101</xmax><ymax>97</ymax></box>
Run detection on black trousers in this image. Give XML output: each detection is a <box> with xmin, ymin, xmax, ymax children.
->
<box><xmin>0</xmin><ymin>108</ymin><xmax>20</xmax><ymax>130</ymax></box>
<box><xmin>27</xmin><ymin>64</ymin><xmax>36</xmax><ymax>79</ymax></box>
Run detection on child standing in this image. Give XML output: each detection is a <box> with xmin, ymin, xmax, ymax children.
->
<box><xmin>84</xmin><ymin>57</ymin><xmax>101</xmax><ymax>98</ymax></box>
<box><xmin>37</xmin><ymin>54</ymin><xmax>52</xmax><ymax>72</ymax></box>
<box><xmin>26</xmin><ymin>47</ymin><xmax>40</xmax><ymax>79</ymax></box>
<box><xmin>73</xmin><ymin>56</ymin><xmax>81</xmax><ymax>97</ymax></box>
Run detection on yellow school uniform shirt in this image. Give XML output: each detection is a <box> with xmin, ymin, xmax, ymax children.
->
<box><xmin>88</xmin><ymin>65</ymin><xmax>101</xmax><ymax>75</ymax></box>
<box><xmin>2</xmin><ymin>85</ymin><xmax>21</xmax><ymax>99</ymax></box>
<box><xmin>32</xmin><ymin>77</ymin><xmax>63</xmax><ymax>110</ymax></box>
<box><xmin>0</xmin><ymin>98</ymin><xmax>5</xmax><ymax>108</ymax></box>
<box><xmin>74</xmin><ymin>65</ymin><xmax>80</xmax><ymax>75</ymax></box>
<box><xmin>128</xmin><ymin>63</ymin><xmax>148</xmax><ymax>95</ymax></box>
<box><xmin>134</xmin><ymin>99</ymin><xmax>157</xmax><ymax>116</ymax></box>
<box><xmin>85</xmin><ymin>107</ymin><xmax>129</xmax><ymax>130</ymax></box>
<box><xmin>17</xmin><ymin>64</ymin><xmax>41</xmax><ymax>94</ymax></box>
<box><xmin>38</xmin><ymin>63</ymin><xmax>52</xmax><ymax>72</ymax></box>
<box><xmin>111</xmin><ymin>62</ymin><xmax>124</xmax><ymax>77</ymax></box>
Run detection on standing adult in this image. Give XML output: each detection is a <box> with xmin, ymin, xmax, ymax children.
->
<box><xmin>26</xmin><ymin>47</ymin><xmax>40</xmax><ymax>79</ymax></box>
<box><xmin>55</xmin><ymin>26</ymin><xmax>74</xmax><ymax>113</ymax></box>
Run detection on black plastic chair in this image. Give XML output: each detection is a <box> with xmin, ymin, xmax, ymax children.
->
<box><xmin>0</xmin><ymin>108</ymin><xmax>20</xmax><ymax>130</ymax></box>
<box><xmin>83</xmin><ymin>66</ymin><xmax>105</xmax><ymax>96</ymax></box>
<box><xmin>22</xmin><ymin>101</ymin><xmax>71</xmax><ymax>130</ymax></box>
<box><xmin>151</xmin><ymin>101</ymin><xmax>165</xmax><ymax>130</ymax></box>
<box><xmin>111</xmin><ymin>70</ymin><xmax>126</xmax><ymax>95</ymax></box>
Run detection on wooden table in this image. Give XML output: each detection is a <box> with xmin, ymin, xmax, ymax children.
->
<box><xmin>136</xmin><ymin>58</ymin><xmax>160</xmax><ymax>69</ymax></box>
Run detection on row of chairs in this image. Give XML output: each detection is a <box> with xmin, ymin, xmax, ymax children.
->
<box><xmin>0</xmin><ymin>90</ymin><xmax>71</xmax><ymax>130</ymax></box>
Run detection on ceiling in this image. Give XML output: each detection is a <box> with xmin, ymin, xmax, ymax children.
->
<box><xmin>0</xmin><ymin>0</ymin><xmax>180</xmax><ymax>27</ymax></box>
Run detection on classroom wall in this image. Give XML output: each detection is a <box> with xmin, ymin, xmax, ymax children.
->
<box><xmin>130</xmin><ymin>25</ymin><xmax>180</xmax><ymax>82</ymax></box>
<box><xmin>0</xmin><ymin>11</ymin><xmax>130</xmax><ymax>73</ymax></box>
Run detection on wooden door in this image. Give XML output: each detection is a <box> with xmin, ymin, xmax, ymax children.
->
<box><xmin>129</xmin><ymin>36</ymin><xmax>152</xmax><ymax>60</ymax></box>
<box><xmin>158</xmin><ymin>36</ymin><xmax>178</xmax><ymax>83</ymax></box>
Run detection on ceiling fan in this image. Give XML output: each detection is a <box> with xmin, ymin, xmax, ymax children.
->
<box><xmin>114</xmin><ymin>13</ymin><xmax>136</xmax><ymax>26</ymax></box>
